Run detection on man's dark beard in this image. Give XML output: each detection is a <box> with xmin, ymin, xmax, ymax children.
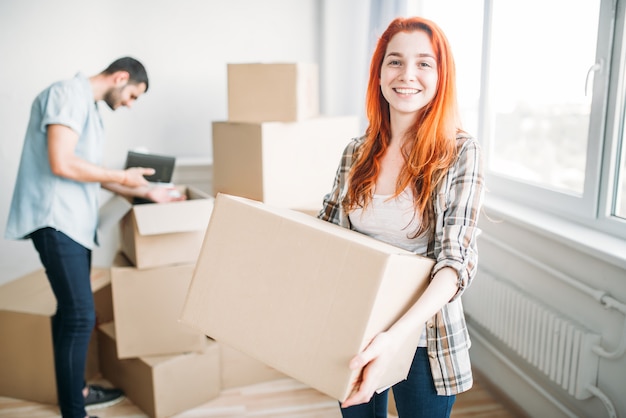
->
<box><xmin>103</xmin><ymin>88</ymin><xmax>122</xmax><ymax>110</ymax></box>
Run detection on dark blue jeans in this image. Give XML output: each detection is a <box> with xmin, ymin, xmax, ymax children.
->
<box><xmin>339</xmin><ymin>347</ymin><xmax>456</xmax><ymax>418</ymax></box>
<box><xmin>31</xmin><ymin>228</ymin><xmax>95</xmax><ymax>418</ymax></box>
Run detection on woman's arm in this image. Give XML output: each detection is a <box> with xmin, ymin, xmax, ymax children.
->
<box><xmin>341</xmin><ymin>138</ymin><xmax>485</xmax><ymax>407</ymax></box>
<box><xmin>431</xmin><ymin>137</ymin><xmax>485</xmax><ymax>301</ymax></box>
<box><xmin>341</xmin><ymin>267</ymin><xmax>458</xmax><ymax>407</ymax></box>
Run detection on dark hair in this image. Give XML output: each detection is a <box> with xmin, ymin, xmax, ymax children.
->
<box><xmin>102</xmin><ymin>57</ymin><xmax>149</xmax><ymax>92</ymax></box>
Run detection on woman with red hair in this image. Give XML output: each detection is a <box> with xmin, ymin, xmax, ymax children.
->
<box><xmin>319</xmin><ymin>16</ymin><xmax>485</xmax><ymax>418</ymax></box>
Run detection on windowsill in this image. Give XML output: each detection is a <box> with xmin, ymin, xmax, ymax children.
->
<box><xmin>484</xmin><ymin>195</ymin><xmax>626</xmax><ymax>271</ymax></box>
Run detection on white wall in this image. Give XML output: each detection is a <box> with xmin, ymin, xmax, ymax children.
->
<box><xmin>0</xmin><ymin>0</ymin><xmax>370</xmax><ymax>285</ymax></box>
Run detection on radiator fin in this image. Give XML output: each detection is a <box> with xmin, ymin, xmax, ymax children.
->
<box><xmin>468</xmin><ymin>273</ymin><xmax>601</xmax><ymax>400</ymax></box>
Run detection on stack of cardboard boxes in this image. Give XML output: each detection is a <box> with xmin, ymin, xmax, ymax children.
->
<box><xmin>0</xmin><ymin>187</ymin><xmax>220</xmax><ymax>417</ymax></box>
<box><xmin>212</xmin><ymin>63</ymin><xmax>360</xmax><ymax>212</ymax></box>
<box><xmin>95</xmin><ymin>62</ymin><xmax>355</xmax><ymax>414</ymax></box>
<box><xmin>96</xmin><ymin>185</ymin><xmax>222</xmax><ymax>418</ymax></box>
<box><xmin>0</xmin><ymin>187</ymin><xmax>284</xmax><ymax>417</ymax></box>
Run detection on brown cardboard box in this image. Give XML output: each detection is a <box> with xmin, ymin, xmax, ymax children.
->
<box><xmin>0</xmin><ymin>268</ymin><xmax>111</xmax><ymax>404</ymax></box>
<box><xmin>98</xmin><ymin>323</ymin><xmax>220</xmax><ymax>418</ymax></box>
<box><xmin>212</xmin><ymin>116</ymin><xmax>358</xmax><ymax>210</ymax></box>
<box><xmin>227</xmin><ymin>63</ymin><xmax>319</xmax><ymax>122</ymax></box>
<box><xmin>110</xmin><ymin>253</ymin><xmax>207</xmax><ymax>359</ymax></box>
<box><xmin>180</xmin><ymin>194</ymin><xmax>435</xmax><ymax>402</ymax></box>
<box><xmin>92</xmin><ymin>267</ymin><xmax>114</xmax><ymax>325</ymax></box>
<box><xmin>219</xmin><ymin>343</ymin><xmax>286</xmax><ymax>389</ymax></box>
<box><xmin>119</xmin><ymin>185</ymin><xmax>214</xmax><ymax>269</ymax></box>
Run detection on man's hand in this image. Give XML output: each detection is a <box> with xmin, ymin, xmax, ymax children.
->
<box><xmin>47</xmin><ymin>124</ymin><xmax>156</xmax><ymax>188</ymax></box>
<box><xmin>121</xmin><ymin>167</ymin><xmax>154</xmax><ymax>187</ymax></box>
<box><xmin>145</xmin><ymin>186</ymin><xmax>187</xmax><ymax>203</ymax></box>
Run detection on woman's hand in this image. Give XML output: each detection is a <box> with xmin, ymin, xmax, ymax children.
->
<box><xmin>340</xmin><ymin>268</ymin><xmax>459</xmax><ymax>409</ymax></box>
<box><xmin>341</xmin><ymin>331</ymin><xmax>397</xmax><ymax>408</ymax></box>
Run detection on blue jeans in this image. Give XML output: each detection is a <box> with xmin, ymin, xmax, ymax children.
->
<box><xmin>31</xmin><ymin>228</ymin><xmax>95</xmax><ymax>418</ymax></box>
<box><xmin>339</xmin><ymin>347</ymin><xmax>456</xmax><ymax>418</ymax></box>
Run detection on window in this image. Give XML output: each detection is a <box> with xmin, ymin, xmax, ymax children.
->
<box><xmin>612</xmin><ymin>5</ymin><xmax>626</xmax><ymax>222</ymax></box>
<box><xmin>486</xmin><ymin>0</ymin><xmax>600</xmax><ymax>196</ymax></box>
<box><xmin>417</xmin><ymin>0</ymin><xmax>626</xmax><ymax>239</ymax></box>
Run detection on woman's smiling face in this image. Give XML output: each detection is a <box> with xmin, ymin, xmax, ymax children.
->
<box><xmin>379</xmin><ymin>30</ymin><xmax>438</xmax><ymax>118</ymax></box>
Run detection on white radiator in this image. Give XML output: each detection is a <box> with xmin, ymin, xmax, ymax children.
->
<box><xmin>468</xmin><ymin>273</ymin><xmax>601</xmax><ymax>400</ymax></box>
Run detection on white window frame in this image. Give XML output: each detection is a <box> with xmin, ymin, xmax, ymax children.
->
<box><xmin>478</xmin><ymin>0</ymin><xmax>626</xmax><ymax>239</ymax></box>
<box><xmin>598</xmin><ymin>0</ymin><xmax>626</xmax><ymax>234</ymax></box>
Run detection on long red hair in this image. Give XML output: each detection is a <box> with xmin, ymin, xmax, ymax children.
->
<box><xmin>345</xmin><ymin>16</ymin><xmax>462</xmax><ymax>236</ymax></box>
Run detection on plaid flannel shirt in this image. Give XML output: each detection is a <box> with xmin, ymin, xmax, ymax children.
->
<box><xmin>318</xmin><ymin>134</ymin><xmax>485</xmax><ymax>395</ymax></box>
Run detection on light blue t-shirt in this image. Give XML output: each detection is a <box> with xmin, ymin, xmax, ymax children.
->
<box><xmin>5</xmin><ymin>72</ymin><xmax>104</xmax><ymax>249</ymax></box>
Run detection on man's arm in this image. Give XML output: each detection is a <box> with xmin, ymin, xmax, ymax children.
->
<box><xmin>47</xmin><ymin>124</ymin><xmax>186</xmax><ymax>203</ymax></box>
<box><xmin>47</xmin><ymin>124</ymin><xmax>152</xmax><ymax>187</ymax></box>
<box><xmin>102</xmin><ymin>182</ymin><xmax>186</xmax><ymax>203</ymax></box>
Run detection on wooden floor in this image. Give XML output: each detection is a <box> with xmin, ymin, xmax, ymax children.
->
<box><xmin>0</xmin><ymin>376</ymin><xmax>519</xmax><ymax>418</ymax></box>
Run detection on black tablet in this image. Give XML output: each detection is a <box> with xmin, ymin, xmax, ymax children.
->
<box><xmin>124</xmin><ymin>151</ymin><xmax>176</xmax><ymax>184</ymax></box>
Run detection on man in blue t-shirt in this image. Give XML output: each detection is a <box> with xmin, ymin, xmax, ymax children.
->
<box><xmin>5</xmin><ymin>57</ymin><xmax>183</xmax><ymax>418</ymax></box>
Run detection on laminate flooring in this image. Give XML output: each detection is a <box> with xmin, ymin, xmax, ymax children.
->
<box><xmin>0</xmin><ymin>375</ymin><xmax>519</xmax><ymax>418</ymax></box>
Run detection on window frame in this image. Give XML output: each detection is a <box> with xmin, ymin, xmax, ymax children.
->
<box><xmin>478</xmin><ymin>0</ymin><xmax>626</xmax><ymax>239</ymax></box>
<box><xmin>598</xmin><ymin>0</ymin><xmax>626</xmax><ymax>233</ymax></box>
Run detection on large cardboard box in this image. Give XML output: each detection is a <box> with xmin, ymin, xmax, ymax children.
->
<box><xmin>227</xmin><ymin>62</ymin><xmax>319</xmax><ymax>122</ymax></box>
<box><xmin>180</xmin><ymin>194</ymin><xmax>435</xmax><ymax>402</ymax></box>
<box><xmin>219</xmin><ymin>343</ymin><xmax>286</xmax><ymax>389</ymax></box>
<box><xmin>119</xmin><ymin>185</ymin><xmax>214</xmax><ymax>269</ymax></box>
<box><xmin>98</xmin><ymin>323</ymin><xmax>220</xmax><ymax>418</ymax></box>
<box><xmin>0</xmin><ymin>268</ymin><xmax>111</xmax><ymax>404</ymax></box>
<box><xmin>212</xmin><ymin>116</ymin><xmax>358</xmax><ymax>210</ymax></box>
<box><xmin>111</xmin><ymin>253</ymin><xmax>207</xmax><ymax>359</ymax></box>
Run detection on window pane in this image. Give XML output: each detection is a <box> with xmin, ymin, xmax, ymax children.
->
<box><xmin>487</xmin><ymin>1</ymin><xmax>601</xmax><ymax>195</ymax></box>
<box><xmin>413</xmin><ymin>1</ymin><xmax>484</xmax><ymax>137</ymax></box>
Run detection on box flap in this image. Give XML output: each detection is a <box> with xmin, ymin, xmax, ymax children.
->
<box><xmin>98</xmin><ymin>194</ymin><xmax>132</xmax><ymax>233</ymax></box>
<box><xmin>132</xmin><ymin>190</ymin><xmax>214</xmax><ymax>236</ymax></box>
<box><xmin>0</xmin><ymin>270</ymin><xmax>55</xmax><ymax>314</ymax></box>
<box><xmin>0</xmin><ymin>268</ymin><xmax>113</xmax><ymax>315</ymax></box>
<box><xmin>91</xmin><ymin>267</ymin><xmax>111</xmax><ymax>292</ymax></box>
<box><xmin>0</xmin><ymin>270</ymin><xmax>49</xmax><ymax>306</ymax></box>
<box><xmin>99</xmin><ymin>321</ymin><xmax>116</xmax><ymax>339</ymax></box>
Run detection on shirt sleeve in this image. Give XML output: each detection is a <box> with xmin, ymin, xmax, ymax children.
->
<box><xmin>431</xmin><ymin>138</ymin><xmax>485</xmax><ymax>301</ymax></box>
<box><xmin>318</xmin><ymin>138</ymin><xmax>360</xmax><ymax>226</ymax></box>
<box><xmin>40</xmin><ymin>81</ymin><xmax>89</xmax><ymax>136</ymax></box>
